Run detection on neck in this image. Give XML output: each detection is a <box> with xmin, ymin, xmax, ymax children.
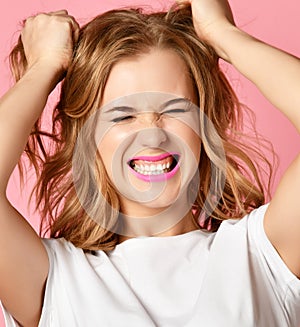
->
<box><xmin>116</xmin><ymin>196</ymin><xmax>200</xmax><ymax>244</ymax></box>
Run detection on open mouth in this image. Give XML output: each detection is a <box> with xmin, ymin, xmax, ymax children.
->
<box><xmin>127</xmin><ymin>153</ymin><xmax>180</xmax><ymax>181</ymax></box>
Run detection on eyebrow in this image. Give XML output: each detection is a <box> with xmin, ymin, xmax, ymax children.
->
<box><xmin>103</xmin><ymin>97</ymin><xmax>191</xmax><ymax>114</ymax></box>
<box><xmin>104</xmin><ymin>106</ymin><xmax>136</xmax><ymax>114</ymax></box>
<box><xmin>159</xmin><ymin>97</ymin><xmax>191</xmax><ymax>110</ymax></box>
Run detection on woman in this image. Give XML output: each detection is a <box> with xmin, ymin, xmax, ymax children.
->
<box><xmin>0</xmin><ymin>0</ymin><xmax>299</xmax><ymax>326</ymax></box>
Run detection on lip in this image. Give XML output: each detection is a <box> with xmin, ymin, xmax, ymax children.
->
<box><xmin>128</xmin><ymin>152</ymin><xmax>179</xmax><ymax>163</ymax></box>
<box><xmin>127</xmin><ymin>152</ymin><xmax>180</xmax><ymax>182</ymax></box>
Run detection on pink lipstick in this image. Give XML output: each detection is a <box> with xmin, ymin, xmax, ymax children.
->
<box><xmin>127</xmin><ymin>152</ymin><xmax>180</xmax><ymax>182</ymax></box>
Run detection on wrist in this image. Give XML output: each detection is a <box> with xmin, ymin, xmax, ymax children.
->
<box><xmin>23</xmin><ymin>60</ymin><xmax>65</xmax><ymax>91</ymax></box>
<box><xmin>206</xmin><ymin>24</ymin><xmax>253</xmax><ymax>63</ymax></box>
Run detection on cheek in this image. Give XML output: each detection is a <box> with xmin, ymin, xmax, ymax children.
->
<box><xmin>185</xmin><ymin>132</ymin><xmax>201</xmax><ymax>164</ymax></box>
<box><xmin>97</xmin><ymin>126</ymin><xmax>130</xmax><ymax>170</ymax></box>
<box><xmin>166</xmin><ymin>122</ymin><xmax>201</xmax><ymax>160</ymax></box>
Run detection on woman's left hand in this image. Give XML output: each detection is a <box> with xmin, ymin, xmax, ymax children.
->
<box><xmin>177</xmin><ymin>0</ymin><xmax>236</xmax><ymax>59</ymax></box>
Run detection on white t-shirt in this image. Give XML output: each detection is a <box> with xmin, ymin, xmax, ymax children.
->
<box><xmin>1</xmin><ymin>204</ymin><xmax>300</xmax><ymax>326</ymax></box>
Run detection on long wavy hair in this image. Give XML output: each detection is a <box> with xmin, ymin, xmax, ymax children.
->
<box><xmin>10</xmin><ymin>4</ymin><xmax>274</xmax><ymax>252</ymax></box>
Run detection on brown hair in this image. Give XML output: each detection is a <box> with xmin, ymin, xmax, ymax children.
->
<box><xmin>10</xmin><ymin>4</ymin><xmax>274</xmax><ymax>252</ymax></box>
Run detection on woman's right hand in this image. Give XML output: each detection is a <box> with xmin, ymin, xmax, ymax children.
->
<box><xmin>0</xmin><ymin>11</ymin><xmax>79</xmax><ymax>327</ymax></box>
<box><xmin>21</xmin><ymin>10</ymin><xmax>80</xmax><ymax>76</ymax></box>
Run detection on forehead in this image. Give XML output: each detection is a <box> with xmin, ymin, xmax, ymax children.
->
<box><xmin>101</xmin><ymin>48</ymin><xmax>196</xmax><ymax>107</ymax></box>
<box><xmin>100</xmin><ymin>92</ymin><xmax>193</xmax><ymax>114</ymax></box>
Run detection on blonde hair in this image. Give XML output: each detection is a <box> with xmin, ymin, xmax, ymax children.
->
<box><xmin>10</xmin><ymin>5</ymin><xmax>273</xmax><ymax>252</ymax></box>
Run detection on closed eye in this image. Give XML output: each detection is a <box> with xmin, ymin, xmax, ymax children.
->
<box><xmin>163</xmin><ymin>108</ymin><xmax>187</xmax><ymax>114</ymax></box>
<box><xmin>111</xmin><ymin>116</ymin><xmax>135</xmax><ymax>123</ymax></box>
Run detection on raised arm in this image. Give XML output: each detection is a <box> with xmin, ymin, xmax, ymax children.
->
<box><xmin>179</xmin><ymin>0</ymin><xmax>300</xmax><ymax>277</ymax></box>
<box><xmin>0</xmin><ymin>11</ymin><xmax>78</xmax><ymax>326</ymax></box>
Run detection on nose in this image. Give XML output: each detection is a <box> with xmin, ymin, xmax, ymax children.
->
<box><xmin>138</xmin><ymin>127</ymin><xmax>167</xmax><ymax>148</ymax></box>
<box><xmin>139</xmin><ymin>112</ymin><xmax>161</xmax><ymax>127</ymax></box>
<box><xmin>135</xmin><ymin>113</ymin><xmax>167</xmax><ymax>147</ymax></box>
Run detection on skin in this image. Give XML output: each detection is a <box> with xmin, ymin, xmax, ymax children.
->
<box><xmin>178</xmin><ymin>0</ymin><xmax>300</xmax><ymax>278</ymax></box>
<box><xmin>0</xmin><ymin>11</ymin><xmax>77</xmax><ymax>327</ymax></box>
<box><xmin>0</xmin><ymin>0</ymin><xmax>299</xmax><ymax>325</ymax></box>
<box><xmin>98</xmin><ymin>49</ymin><xmax>201</xmax><ymax>241</ymax></box>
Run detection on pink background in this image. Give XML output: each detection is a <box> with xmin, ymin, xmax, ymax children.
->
<box><xmin>0</xmin><ymin>0</ymin><xmax>299</xmax><ymax>325</ymax></box>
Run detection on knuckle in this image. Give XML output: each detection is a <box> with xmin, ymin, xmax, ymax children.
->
<box><xmin>35</xmin><ymin>13</ymin><xmax>48</xmax><ymax>20</ymax></box>
<box><xmin>23</xmin><ymin>16</ymin><xmax>33</xmax><ymax>26</ymax></box>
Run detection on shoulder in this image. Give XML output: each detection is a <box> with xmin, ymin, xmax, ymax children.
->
<box><xmin>220</xmin><ymin>203</ymin><xmax>269</xmax><ymax>230</ymax></box>
<box><xmin>41</xmin><ymin>237</ymin><xmax>106</xmax><ymax>274</ymax></box>
<box><xmin>42</xmin><ymin>237</ymin><xmax>75</xmax><ymax>250</ymax></box>
<box><xmin>217</xmin><ymin>204</ymin><xmax>300</xmax><ymax>291</ymax></box>
<box><xmin>212</xmin><ymin>204</ymin><xmax>269</xmax><ymax>247</ymax></box>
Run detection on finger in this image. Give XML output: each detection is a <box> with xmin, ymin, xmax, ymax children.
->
<box><xmin>69</xmin><ymin>19</ymin><xmax>80</xmax><ymax>44</ymax></box>
<box><xmin>48</xmin><ymin>11</ymin><xmax>79</xmax><ymax>32</ymax></box>
<box><xmin>47</xmin><ymin>10</ymin><xmax>80</xmax><ymax>42</ymax></box>
<box><xmin>48</xmin><ymin>9</ymin><xmax>69</xmax><ymax>16</ymax></box>
<box><xmin>176</xmin><ymin>0</ymin><xmax>191</xmax><ymax>4</ymax></box>
<box><xmin>175</xmin><ymin>0</ymin><xmax>191</xmax><ymax>9</ymax></box>
<box><xmin>23</xmin><ymin>10</ymin><xmax>68</xmax><ymax>25</ymax></box>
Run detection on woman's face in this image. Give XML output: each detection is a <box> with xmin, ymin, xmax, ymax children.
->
<box><xmin>96</xmin><ymin>49</ymin><xmax>201</xmax><ymax>218</ymax></box>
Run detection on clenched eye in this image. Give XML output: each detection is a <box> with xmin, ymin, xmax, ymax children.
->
<box><xmin>163</xmin><ymin>108</ymin><xmax>187</xmax><ymax>116</ymax></box>
<box><xmin>111</xmin><ymin>115</ymin><xmax>135</xmax><ymax>123</ymax></box>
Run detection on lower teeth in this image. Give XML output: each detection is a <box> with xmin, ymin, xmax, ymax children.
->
<box><xmin>133</xmin><ymin>167</ymin><xmax>171</xmax><ymax>175</ymax></box>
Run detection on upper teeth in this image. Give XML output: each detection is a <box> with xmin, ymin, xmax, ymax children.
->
<box><xmin>133</xmin><ymin>162</ymin><xmax>171</xmax><ymax>175</ymax></box>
